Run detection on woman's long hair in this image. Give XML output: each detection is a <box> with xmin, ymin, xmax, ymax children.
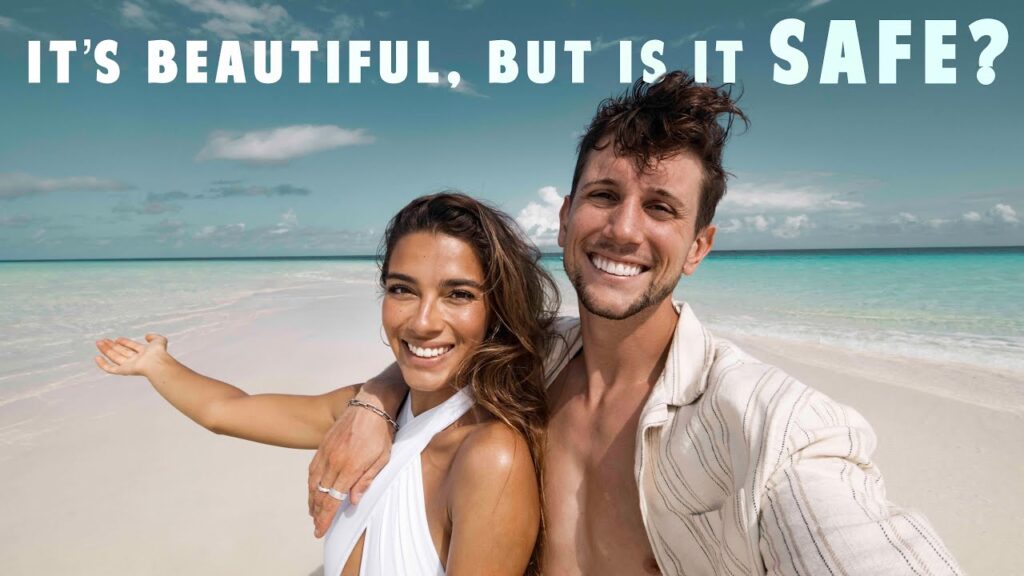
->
<box><xmin>379</xmin><ymin>192</ymin><xmax>559</xmax><ymax>573</ymax></box>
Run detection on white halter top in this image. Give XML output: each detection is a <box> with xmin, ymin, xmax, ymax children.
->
<box><xmin>324</xmin><ymin>388</ymin><xmax>475</xmax><ymax>576</ymax></box>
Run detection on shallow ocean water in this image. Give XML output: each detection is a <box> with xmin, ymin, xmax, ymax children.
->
<box><xmin>1</xmin><ymin>247</ymin><xmax>1021</xmax><ymax>406</ymax></box>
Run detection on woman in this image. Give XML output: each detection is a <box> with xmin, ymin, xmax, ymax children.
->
<box><xmin>94</xmin><ymin>193</ymin><xmax>559</xmax><ymax>576</ymax></box>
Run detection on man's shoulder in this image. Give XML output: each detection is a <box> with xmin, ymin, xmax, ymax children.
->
<box><xmin>703</xmin><ymin>336</ymin><xmax>797</xmax><ymax>399</ymax></box>
<box><xmin>542</xmin><ymin>315</ymin><xmax>582</xmax><ymax>386</ymax></box>
<box><xmin>697</xmin><ymin>337</ymin><xmax>873</xmax><ymax>451</ymax></box>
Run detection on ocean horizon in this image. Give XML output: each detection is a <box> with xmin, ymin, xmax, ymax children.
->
<box><xmin>2</xmin><ymin>244</ymin><xmax>1022</xmax><ymax>264</ymax></box>
<box><xmin>2</xmin><ymin>245</ymin><xmax>1022</xmax><ymax>407</ymax></box>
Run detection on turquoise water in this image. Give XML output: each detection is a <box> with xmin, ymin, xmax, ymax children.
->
<box><xmin>1</xmin><ymin>248</ymin><xmax>1022</xmax><ymax>405</ymax></box>
<box><xmin>671</xmin><ymin>248</ymin><xmax>1024</xmax><ymax>371</ymax></box>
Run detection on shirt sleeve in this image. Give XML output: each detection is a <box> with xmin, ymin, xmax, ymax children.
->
<box><xmin>542</xmin><ymin>315</ymin><xmax>581</xmax><ymax>387</ymax></box>
<box><xmin>757</xmin><ymin>390</ymin><xmax>963</xmax><ymax>576</ymax></box>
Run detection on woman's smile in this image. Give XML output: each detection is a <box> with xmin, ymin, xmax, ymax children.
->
<box><xmin>382</xmin><ymin>231</ymin><xmax>489</xmax><ymax>402</ymax></box>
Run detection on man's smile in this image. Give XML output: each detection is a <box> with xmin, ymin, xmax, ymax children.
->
<box><xmin>588</xmin><ymin>252</ymin><xmax>650</xmax><ymax>278</ymax></box>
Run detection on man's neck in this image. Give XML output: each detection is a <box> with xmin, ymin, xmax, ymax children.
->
<box><xmin>577</xmin><ymin>297</ymin><xmax>679</xmax><ymax>403</ymax></box>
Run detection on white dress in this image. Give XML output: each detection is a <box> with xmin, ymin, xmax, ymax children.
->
<box><xmin>323</xmin><ymin>388</ymin><xmax>474</xmax><ymax>576</ymax></box>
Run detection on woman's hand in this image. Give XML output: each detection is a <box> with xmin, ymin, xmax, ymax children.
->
<box><xmin>94</xmin><ymin>333</ymin><xmax>171</xmax><ymax>378</ymax></box>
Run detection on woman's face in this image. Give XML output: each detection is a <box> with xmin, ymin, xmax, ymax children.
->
<box><xmin>382</xmin><ymin>231</ymin><xmax>489</xmax><ymax>397</ymax></box>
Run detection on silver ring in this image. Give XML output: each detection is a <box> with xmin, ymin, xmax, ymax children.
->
<box><xmin>316</xmin><ymin>483</ymin><xmax>331</xmax><ymax>494</ymax></box>
<box><xmin>327</xmin><ymin>488</ymin><xmax>348</xmax><ymax>501</ymax></box>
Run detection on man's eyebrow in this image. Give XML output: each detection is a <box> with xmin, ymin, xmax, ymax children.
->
<box><xmin>652</xmin><ymin>188</ymin><xmax>687</xmax><ymax>206</ymax></box>
<box><xmin>579</xmin><ymin>177</ymin><xmax>619</xmax><ymax>189</ymax></box>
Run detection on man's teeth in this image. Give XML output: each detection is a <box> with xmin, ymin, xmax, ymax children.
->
<box><xmin>591</xmin><ymin>254</ymin><xmax>644</xmax><ymax>277</ymax></box>
<box><xmin>406</xmin><ymin>342</ymin><xmax>453</xmax><ymax>358</ymax></box>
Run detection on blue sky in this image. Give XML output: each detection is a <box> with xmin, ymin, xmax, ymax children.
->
<box><xmin>1</xmin><ymin>0</ymin><xmax>1021</xmax><ymax>259</ymax></box>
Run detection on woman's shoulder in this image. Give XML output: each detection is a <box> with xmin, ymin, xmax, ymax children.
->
<box><xmin>451</xmin><ymin>420</ymin><xmax>533</xmax><ymax>482</ymax></box>
<box><xmin>444</xmin><ymin>419</ymin><xmax>537</xmax><ymax>509</ymax></box>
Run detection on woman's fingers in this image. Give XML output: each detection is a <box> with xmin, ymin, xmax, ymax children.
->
<box><xmin>94</xmin><ymin>355</ymin><xmax>120</xmax><ymax>374</ymax></box>
<box><xmin>104</xmin><ymin>342</ymin><xmax>135</xmax><ymax>364</ymax></box>
<box><xmin>116</xmin><ymin>337</ymin><xmax>144</xmax><ymax>353</ymax></box>
<box><xmin>96</xmin><ymin>339</ymin><xmax>120</xmax><ymax>363</ymax></box>
<box><xmin>349</xmin><ymin>450</ymin><xmax>389</xmax><ymax>505</ymax></box>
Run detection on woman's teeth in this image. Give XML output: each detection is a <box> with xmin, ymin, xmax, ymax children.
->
<box><xmin>405</xmin><ymin>342</ymin><xmax>453</xmax><ymax>358</ymax></box>
<box><xmin>591</xmin><ymin>254</ymin><xmax>644</xmax><ymax>277</ymax></box>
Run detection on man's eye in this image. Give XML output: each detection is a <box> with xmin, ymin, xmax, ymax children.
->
<box><xmin>649</xmin><ymin>204</ymin><xmax>675</xmax><ymax>215</ymax></box>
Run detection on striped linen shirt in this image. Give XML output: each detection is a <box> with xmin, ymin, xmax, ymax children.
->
<box><xmin>544</xmin><ymin>302</ymin><xmax>962</xmax><ymax>576</ymax></box>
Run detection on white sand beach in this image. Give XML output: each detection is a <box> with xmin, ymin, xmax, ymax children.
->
<box><xmin>1</xmin><ymin>282</ymin><xmax>1021</xmax><ymax>575</ymax></box>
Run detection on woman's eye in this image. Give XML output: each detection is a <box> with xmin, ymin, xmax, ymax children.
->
<box><xmin>449</xmin><ymin>290</ymin><xmax>476</xmax><ymax>300</ymax></box>
<box><xmin>386</xmin><ymin>284</ymin><xmax>412</xmax><ymax>295</ymax></box>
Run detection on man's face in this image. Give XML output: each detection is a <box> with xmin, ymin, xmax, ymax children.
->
<box><xmin>558</xmin><ymin>146</ymin><xmax>716</xmax><ymax>320</ymax></box>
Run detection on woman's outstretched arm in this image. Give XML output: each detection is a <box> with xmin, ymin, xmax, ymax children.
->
<box><xmin>95</xmin><ymin>334</ymin><xmax>356</xmax><ymax>449</ymax></box>
<box><xmin>445</xmin><ymin>422</ymin><xmax>541</xmax><ymax>576</ymax></box>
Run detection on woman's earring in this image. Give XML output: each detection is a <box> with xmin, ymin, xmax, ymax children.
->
<box><xmin>379</xmin><ymin>326</ymin><xmax>391</xmax><ymax>348</ymax></box>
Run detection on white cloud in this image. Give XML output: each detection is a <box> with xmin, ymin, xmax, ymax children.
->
<box><xmin>772</xmin><ymin>214</ymin><xmax>814</xmax><ymax>238</ymax></box>
<box><xmin>197</xmin><ymin>124</ymin><xmax>372</xmax><ymax>164</ymax></box>
<box><xmin>747</xmin><ymin>214</ymin><xmax>771</xmax><ymax>232</ymax></box>
<box><xmin>175</xmin><ymin>0</ymin><xmax>319</xmax><ymax>39</ymax></box>
<box><xmin>593</xmin><ymin>36</ymin><xmax>644</xmax><ymax>53</ymax></box>
<box><xmin>194</xmin><ymin>222</ymin><xmax>246</xmax><ymax>240</ymax></box>
<box><xmin>450</xmin><ymin>0</ymin><xmax>484</xmax><ymax>10</ymax></box>
<box><xmin>329</xmin><ymin>14</ymin><xmax>363</xmax><ymax>40</ymax></box>
<box><xmin>892</xmin><ymin>212</ymin><xmax>919</xmax><ymax>226</ymax></box>
<box><xmin>425</xmin><ymin>69</ymin><xmax>486</xmax><ymax>98</ymax></box>
<box><xmin>281</xmin><ymin>208</ymin><xmax>298</xmax><ymax>226</ymax></box>
<box><xmin>0</xmin><ymin>15</ymin><xmax>50</xmax><ymax>38</ymax></box>
<box><xmin>0</xmin><ymin>173</ymin><xmax>134</xmax><ymax>200</ymax></box>
<box><xmin>960</xmin><ymin>204</ymin><xmax>1018</xmax><ymax>226</ymax></box>
<box><xmin>31</xmin><ymin>228</ymin><xmax>47</xmax><ymax>242</ymax></box>
<box><xmin>0</xmin><ymin>214</ymin><xmax>47</xmax><ymax>228</ymax></box>
<box><xmin>721</xmin><ymin>181</ymin><xmax>862</xmax><ymax>214</ymax></box>
<box><xmin>114</xmin><ymin>199</ymin><xmax>182</xmax><ymax>215</ymax></box>
<box><xmin>718</xmin><ymin>218</ymin><xmax>743</xmax><ymax>233</ymax></box>
<box><xmin>121</xmin><ymin>1</ymin><xmax>160</xmax><ymax>31</ymax></box>
<box><xmin>268</xmin><ymin>208</ymin><xmax>298</xmax><ymax>235</ymax></box>
<box><xmin>517</xmin><ymin>186</ymin><xmax>564</xmax><ymax>247</ymax></box>
<box><xmin>990</xmin><ymin>203</ymin><xmax>1019</xmax><ymax>224</ymax></box>
<box><xmin>799</xmin><ymin>0</ymin><xmax>832</xmax><ymax>12</ymax></box>
<box><xmin>719</xmin><ymin>213</ymin><xmax>813</xmax><ymax>238</ymax></box>
<box><xmin>672</xmin><ymin>26</ymin><xmax>716</xmax><ymax>47</ymax></box>
<box><xmin>203</xmin><ymin>182</ymin><xmax>312</xmax><ymax>197</ymax></box>
<box><xmin>148</xmin><ymin>218</ymin><xmax>187</xmax><ymax>246</ymax></box>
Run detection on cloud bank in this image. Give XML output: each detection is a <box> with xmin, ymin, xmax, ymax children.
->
<box><xmin>0</xmin><ymin>173</ymin><xmax>134</xmax><ymax>200</ymax></box>
<box><xmin>516</xmin><ymin>186</ymin><xmax>564</xmax><ymax>248</ymax></box>
<box><xmin>197</xmin><ymin>124</ymin><xmax>373</xmax><ymax>164</ymax></box>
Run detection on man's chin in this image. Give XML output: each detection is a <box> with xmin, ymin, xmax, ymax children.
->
<box><xmin>578</xmin><ymin>289</ymin><xmax>659</xmax><ymax>321</ymax></box>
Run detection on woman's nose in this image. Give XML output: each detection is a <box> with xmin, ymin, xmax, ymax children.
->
<box><xmin>410</xmin><ymin>298</ymin><xmax>443</xmax><ymax>335</ymax></box>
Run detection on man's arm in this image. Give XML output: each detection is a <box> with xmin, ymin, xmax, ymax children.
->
<box><xmin>758</xmin><ymin>391</ymin><xmax>962</xmax><ymax>575</ymax></box>
<box><xmin>307</xmin><ymin>362</ymin><xmax>408</xmax><ymax>538</ymax></box>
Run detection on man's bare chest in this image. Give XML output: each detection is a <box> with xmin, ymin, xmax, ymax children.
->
<box><xmin>543</xmin><ymin>369</ymin><xmax>662</xmax><ymax>575</ymax></box>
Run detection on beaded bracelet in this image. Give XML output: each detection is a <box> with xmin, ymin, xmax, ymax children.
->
<box><xmin>347</xmin><ymin>398</ymin><xmax>400</xmax><ymax>431</ymax></box>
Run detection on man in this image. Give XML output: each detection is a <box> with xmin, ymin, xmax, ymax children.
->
<box><xmin>310</xmin><ymin>71</ymin><xmax>961</xmax><ymax>575</ymax></box>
